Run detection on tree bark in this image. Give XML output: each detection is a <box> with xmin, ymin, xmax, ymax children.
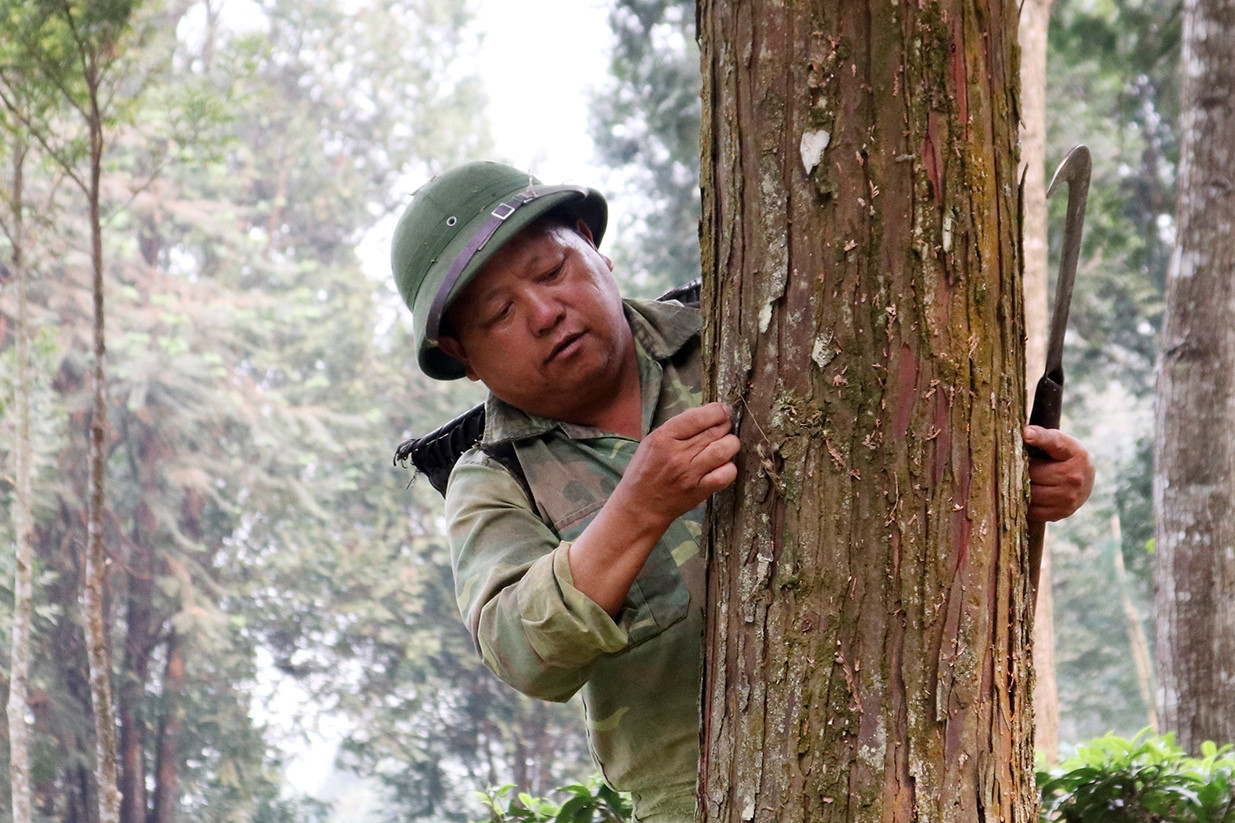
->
<box><xmin>1110</xmin><ymin>515</ymin><xmax>1158</xmax><ymax>733</ymax></box>
<box><xmin>119</xmin><ymin>422</ymin><xmax>166</xmax><ymax>823</ymax></box>
<box><xmin>119</xmin><ymin>525</ymin><xmax>153</xmax><ymax>823</ymax></box>
<box><xmin>7</xmin><ymin>134</ymin><xmax>34</xmax><ymax>823</ymax></box>
<box><xmin>151</xmin><ymin>632</ymin><xmax>184</xmax><ymax>823</ymax></box>
<box><xmin>1153</xmin><ymin>0</ymin><xmax>1235</xmax><ymax>754</ymax></box>
<box><xmin>82</xmin><ymin>56</ymin><xmax>122</xmax><ymax>823</ymax></box>
<box><xmin>1018</xmin><ymin>0</ymin><xmax>1059</xmax><ymax>763</ymax></box>
<box><xmin>698</xmin><ymin>0</ymin><xmax>1034</xmax><ymax>820</ymax></box>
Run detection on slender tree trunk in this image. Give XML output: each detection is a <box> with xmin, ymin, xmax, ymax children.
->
<box><xmin>7</xmin><ymin>135</ymin><xmax>34</xmax><ymax>823</ymax></box>
<box><xmin>1110</xmin><ymin>515</ymin><xmax>1158</xmax><ymax>733</ymax></box>
<box><xmin>120</xmin><ymin>425</ymin><xmax>164</xmax><ymax>823</ymax></box>
<box><xmin>698</xmin><ymin>0</ymin><xmax>1033</xmax><ymax>820</ymax></box>
<box><xmin>151</xmin><ymin>632</ymin><xmax>184</xmax><ymax>823</ymax></box>
<box><xmin>82</xmin><ymin>74</ymin><xmax>123</xmax><ymax>823</ymax></box>
<box><xmin>1018</xmin><ymin>0</ymin><xmax>1060</xmax><ymax>763</ymax></box>
<box><xmin>511</xmin><ymin>725</ymin><xmax>530</xmax><ymax>793</ymax></box>
<box><xmin>150</xmin><ymin>488</ymin><xmax>206</xmax><ymax>823</ymax></box>
<box><xmin>1153</xmin><ymin>0</ymin><xmax>1235</xmax><ymax>754</ymax></box>
<box><xmin>119</xmin><ymin>532</ymin><xmax>153</xmax><ymax>823</ymax></box>
<box><xmin>529</xmin><ymin>699</ymin><xmax>553</xmax><ymax>797</ymax></box>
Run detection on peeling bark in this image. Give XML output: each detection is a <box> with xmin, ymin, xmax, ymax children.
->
<box><xmin>698</xmin><ymin>0</ymin><xmax>1034</xmax><ymax>820</ymax></box>
<box><xmin>1153</xmin><ymin>0</ymin><xmax>1235</xmax><ymax>754</ymax></box>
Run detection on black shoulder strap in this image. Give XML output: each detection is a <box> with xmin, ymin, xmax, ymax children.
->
<box><xmin>393</xmin><ymin>280</ymin><xmax>701</xmax><ymax>498</ymax></box>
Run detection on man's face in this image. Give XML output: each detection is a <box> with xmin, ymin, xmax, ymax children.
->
<box><xmin>438</xmin><ymin>219</ymin><xmax>635</xmax><ymax>423</ymax></box>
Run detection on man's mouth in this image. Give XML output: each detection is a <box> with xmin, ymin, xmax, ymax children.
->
<box><xmin>546</xmin><ymin>331</ymin><xmax>585</xmax><ymax>363</ymax></box>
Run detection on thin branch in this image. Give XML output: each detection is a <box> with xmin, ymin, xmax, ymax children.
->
<box><xmin>57</xmin><ymin>0</ymin><xmax>94</xmax><ymax>92</ymax></box>
<box><xmin>0</xmin><ymin>79</ymin><xmax>89</xmax><ymax>192</ymax></box>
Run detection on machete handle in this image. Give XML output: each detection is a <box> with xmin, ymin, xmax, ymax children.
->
<box><xmin>1028</xmin><ymin>519</ymin><xmax>1047</xmax><ymax>598</ymax></box>
<box><xmin>1026</xmin><ymin>374</ymin><xmax>1062</xmax><ymax>601</ymax></box>
<box><xmin>1027</xmin><ymin>373</ymin><xmax>1063</xmax><ymax>460</ymax></box>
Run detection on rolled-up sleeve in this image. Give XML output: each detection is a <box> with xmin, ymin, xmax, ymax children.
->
<box><xmin>446</xmin><ymin>448</ymin><xmax>629</xmax><ymax>701</ymax></box>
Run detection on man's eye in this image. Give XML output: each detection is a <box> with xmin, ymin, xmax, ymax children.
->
<box><xmin>488</xmin><ymin>304</ymin><xmax>513</xmax><ymax>325</ymax></box>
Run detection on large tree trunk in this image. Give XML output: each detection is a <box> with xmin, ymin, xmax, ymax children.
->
<box><xmin>1018</xmin><ymin>0</ymin><xmax>1059</xmax><ymax>763</ymax></box>
<box><xmin>7</xmin><ymin>135</ymin><xmax>34</xmax><ymax>823</ymax></box>
<box><xmin>697</xmin><ymin>0</ymin><xmax>1034</xmax><ymax>820</ymax></box>
<box><xmin>1153</xmin><ymin>0</ymin><xmax>1235</xmax><ymax>754</ymax></box>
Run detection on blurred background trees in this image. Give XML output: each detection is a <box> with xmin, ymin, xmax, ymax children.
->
<box><xmin>0</xmin><ymin>1</ymin><xmax>588</xmax><ymax>820</ymax></box>
<box><xmin>1152</xmin><ymin>0</ymin><xmax>1235</xmax><ymax>755</ymax></box>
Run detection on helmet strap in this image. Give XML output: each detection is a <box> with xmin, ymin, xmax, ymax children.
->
<box><xmin>424</xmin><ymin>186</ymin><xmax>583</xmax><ymax>344</ymax></box>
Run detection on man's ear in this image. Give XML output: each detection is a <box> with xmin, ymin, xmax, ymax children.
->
<box><xmin>574</xmin><ymin>218</ymin><xmax>613</xmax><ymax>271</ymax></box>
<box><xmin>437</xmin><ymin>336</ymin><xmax>480</xmax><ymax>382</ymax></box>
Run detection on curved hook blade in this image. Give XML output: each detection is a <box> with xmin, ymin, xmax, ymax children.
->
<box><xmin>1042</xmin><ymin>145</ymin><xmax>1091</xmax><ymax>381</ymax></box>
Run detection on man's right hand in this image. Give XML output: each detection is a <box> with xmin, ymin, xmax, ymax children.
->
<box><xmin>619</xmin><ymin>402</ymin><xmax>741</xmax><ymax>526</ymax></box>
<box><xmin>566</xmin><ymin>403</ymin><xmax>740</xmax><ymax>616</ymax></box>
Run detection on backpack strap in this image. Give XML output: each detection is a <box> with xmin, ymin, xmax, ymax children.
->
<box><xmin>393</xmin><ymin>280</ymin><xmax>701</xmax><ymax>498</ymax></box>
<box><xmin>393</xmin><ymin>402</ymin><xmax>485</xmax><ymax>495</ymax></box>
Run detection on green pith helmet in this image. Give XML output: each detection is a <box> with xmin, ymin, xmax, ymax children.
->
<box><xmin>391</xmin><ymin>161</ymin><xmax>607</xmax><ymax>380</ymax></box>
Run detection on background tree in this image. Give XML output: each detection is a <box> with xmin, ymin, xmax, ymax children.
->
<box><xmin>1046</xmin><ymin>0</ymin><xmax>1180</xmax><ymax>744</ymax></box>
<box><xmin>1020</xmin><ymin>0</ymin><xmax>1061</xmax><ymax>761</ymax></box>
<box><xmin>0</xmin><ymin>38</ymin><xmax>63</xmax><ymax>820</ymax></box>
<box><xmin>0</xmin><ymin>0</ymin><xmax>595</xmax><ymax>819</ymax></box>
<box><xmin>697</xmin><ymin>1</ymin><xmax>1032</xmax><ymax>821</ymax></box>
<box><xmin>1153</xmin><ymin>0</ymin><xmax>1235</xmax><ymax>754</ymax></box>
<box><xmin>0</xmin><ymin>2</ymin><xmax>153</xmax><ymax>818</ymax></box>
<box><xmin>1</xmin><ymin>131</ymin><xmax>34</xmax><ymax>823</ymax></box>
<box><xmin>591</xmin><ymin>0</ymin><xmax>701</xmax><ymax>294</ymax></box>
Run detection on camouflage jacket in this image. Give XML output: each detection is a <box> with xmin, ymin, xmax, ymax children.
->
<box><xmin>445</xmin><ymin>298</ymin><xmax>705</xmax><ymax>823</ymax></box>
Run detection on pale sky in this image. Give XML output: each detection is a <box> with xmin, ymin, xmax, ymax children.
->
<box><xmin>470</xmin><ymin>0</ymin><xmax>615</xmax><ymax>185</ymax></box>
<box><xmin>358</xmin><ymin>0</ymin><xmax>619</xmax><ymax>288</ymax></box>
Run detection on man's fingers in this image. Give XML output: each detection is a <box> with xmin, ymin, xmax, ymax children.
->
<box><xmin>1023</xmin><ymin>427</ymin><xmax>1095</xmax><ymax>521</ymax></box>
<box><xmin>1023</xmin><ymin>426</ymin><xmax>1078</xmax><ymax>461</ymax></box>
<box><xmin>1029</xmin><ymin>496</ymin><xmax>1075</xmax><ymax>522</ymax></box>
<box><xmin>699</xmin><ymin>460</ymin><xmax>738</xmax><ymax>492</ymax></box>
<box><xmin>695</xmin><ymin>434</ymin><xmax>741</xmax><ymax>474</ymax></box>
<box><xmin>660</xmin><ymin>402</ymin><xmax>732</xmax><ymax>440</ymax></box>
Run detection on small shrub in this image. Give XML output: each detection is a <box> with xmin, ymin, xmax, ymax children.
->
<box><xmin>1038</xmin><ymin>731</ymin><xmax>1235</xmax><ymax>822</ymax></box>
<box><xmin>471</xmin><ymin>778</ymin><xmax>631</xmax><ymax>823</ymax></box>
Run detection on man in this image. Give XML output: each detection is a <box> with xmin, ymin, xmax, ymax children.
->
<box><xmin>391</xmin><ymin>161</ymin><xmax>1094</xmax><ymax>822</ymax></box>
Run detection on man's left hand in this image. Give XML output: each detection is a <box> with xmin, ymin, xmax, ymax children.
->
<box><xmin>1024</xmin><ymin>426</ymin><xmax>1095</xmax><ymax>522</ymax></box>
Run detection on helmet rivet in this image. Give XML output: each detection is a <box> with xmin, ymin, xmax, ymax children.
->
<box><xmin>446</xmin><ymin>216</ymin><xmax>457</xmax><ymax>226</ymax></box>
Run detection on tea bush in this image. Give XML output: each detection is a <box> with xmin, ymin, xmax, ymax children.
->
<box><xmin>1039</xmin><ymin>731</ymin><xmax>1235</xmax><ymax>822</ymax></box>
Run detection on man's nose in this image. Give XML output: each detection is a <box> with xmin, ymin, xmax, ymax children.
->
<box><xmin>527</xmin><ymin>289</ymin><xmax>565</xmax><ymax>334</ymax></box>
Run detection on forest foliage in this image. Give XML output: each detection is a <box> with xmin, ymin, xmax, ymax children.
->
<box><xmin>0</xmin><ymin>1</ymin><xmax>589</xmax><ymax>820</ymax></box>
